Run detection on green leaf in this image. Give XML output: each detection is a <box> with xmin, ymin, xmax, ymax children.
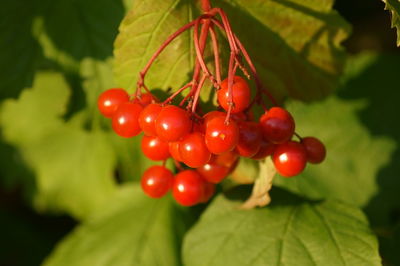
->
<box><xmin>114</xmin><ymin>0</ymin><xmax>197</xmax><ymax>94</ymax></box>
<box><xmin>273</xmin><ymin>96</ymin><xmax>395</xmax><ymax>208</ymax></box>
<box><xmin>383</xmin><ymin>0</ymin><xmax>400</xmax><ymax>46</ymax></box>
<box><xmin>44</xmin><ymin>185</ymin><xmax>182</xmax><ymax>266</ymax></box>
<box><xmin>114</xmin><ymin>0</ymin><xmax>350</xmax><ymax>102</ymax></box>
<box><xmin>0</xmin><ymin>72</ymin><xmax>118</xmax><ymax>219</ymax></box>
<box><xmin>183</xmin><ymin>191</ymin><xmax>381</xmax><ymax>266</ymax></box>
<box><xmin>337</xmin><ymin>53</ymin><xmax>400</xmax><ymax>226</ymax></box>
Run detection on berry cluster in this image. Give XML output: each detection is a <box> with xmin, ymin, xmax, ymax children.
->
<box><xmin>97</xmin><ymin>75</ymin><xmax>326</xmax><ymax>206</ymax></box>
<box><xmin>99</xmin><ymin>2</ymin><xmax>326</xmax><ymax>206</ymax></box>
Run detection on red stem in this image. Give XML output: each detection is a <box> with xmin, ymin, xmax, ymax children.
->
<box><xmin>162</xmin><ymin>82</ymin><xmax>193</xmax><ymax>105</ymax></box>
<box><xmin>209</xmin><ymin>26</ymin><xmax>221</xmax><ymax>85</ymax></box>
<box><xmin>192</xmin><ymin>74</ymin><xmax>207</xmax><ymax>113</ymax></box>
<box><xmin>136</xmin><ymin>20</ymin><xmax>197</xmax><ymax>91</ymax></box>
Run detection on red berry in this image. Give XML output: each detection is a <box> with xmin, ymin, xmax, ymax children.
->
<box><xmin>235</xmin><ymin>121</ymin><xmax>262</xmax><ymax>157</ymax></box>
<box><xmin>141</xmin><ymin>166</ymin><xmax>173</xmax><ymax>198</ymax></box>
<box><xmin>155</xmin><ymin>105</ymin><xmax>191</xmax><ymax>142</ymax></box>
<box><xmin>141</xmin><ymin>135</ymin><xmax>170</xmax><ymax>161</ymax></box>
<box><xmin>217</xmin><ymin>76</ymin><xmax>251</xmax><ymax>113</ymax></box>
<box><xmin>179</xmin><ymin>132</ymin><xmax>211</xmax><ymax>168</ymax></box>
<box><xmin>259</xmin><ymin>107</ymin><xmax>295</xmax><ymax>144</ymax></box>
<box><xmin>173</xmin><ymin>170</ymin><xmax>205</xmax><ymax>206</ymax></box>
<box><xmin>197</xmin><ymin>163</ymin><xmax>230</xmax><ymax>183</ymax></box>
<box><xmin>139</xmin><ymin>103</ymin><xmax>161</xmax><ymax>136</ymax></box>
<box><xmin>98</xmin><ymin>88</ymin><xmax>129</xmax><ymax>118</ymax></box>
<box><xmin>200</xmin><ymin>182</ymin><xmax>215</xmax><ymax>203</ymax></box>
<box><xmin>205</xmin><ymin>116</ymin><xmax>239</xmax><ymax>154</ymax></box>
<box><xmin>169</xmin><ymin>141</ymin><xmax>183</xmax><ymax>162</ymax></box>
<box><xmin>203</xmin><ymin>111</ymin><xmax>225</xmax><ymax>126</ymax></box>
<box><xmin>273</xmin><ymin>141</ymin><xmax>307</xmax><ymax>177</ymax></box>
<box><xmin>251</xmin><ymin>139</ymin><xmax>276</xmax><ymax>160</ymax></box>
<box><xmin>134</xmin><ymin>93</ymin><xmax>156</xmax><ymax>106</ymax></box>
<box><xmin>112</xmin><ymin>102</ymin><xmax>143</xmax><ymax>138</ymax></box>
<box><xmin>301</xmin><ymin>137</ymin><xmax>326</xmax><ymax>164</ymax></box>
<box><xmin>212</xmin><ymin>151</ymin><xmax>239</xmax><ymax>168</ymax></box>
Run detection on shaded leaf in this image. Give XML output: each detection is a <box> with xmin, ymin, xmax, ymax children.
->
<box><xmin>383</xmin><ymin>0</ymin><xmax>400</xmax><ymax>46</ymax></box>
<box><xmin>0</xmin><ymin>0</ymin><xmax>42</xmax><ymax>99</ymax></box>
<box><xmin>183</xmin><ymin>191</ymin><xmax>381</xmax><ymax>266</ymax></box>
<box><xmin>44</xmin><ymin>185</ymin><xmax>182</xmax><ymax>266</ymax></box>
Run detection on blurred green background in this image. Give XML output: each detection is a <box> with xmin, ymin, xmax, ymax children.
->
<box><xmin>1</xmin><ymin>0</ymin><xmax>399</xmax><ymax>265</ymax></box>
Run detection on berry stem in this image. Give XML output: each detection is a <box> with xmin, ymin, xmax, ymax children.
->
<box><xmin>162</xmin><ymin>82</ymin><xmax>193</xmax><ymax>105</ymax></box>
<box><xmin>136</xmin><ymin>19</ymin><xmax>199</xmax><ymax>92</ymax></box>
<box><xmin>192</xmin><ymin>74</ymin><xmax>207</xmax><ymax>113</ymax></box>
<box><xmin>209</xmin><ymin>26</ymin><xmax>221</xmax><ymax>85</ymax></box>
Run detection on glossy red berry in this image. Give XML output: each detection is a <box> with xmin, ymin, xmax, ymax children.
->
<box><xmin>138</xmin><ymin>103</ymin><xmax>161</xmax><ymax>136</ymax></box>
<box><xmin>197</xmin><ymin>163</ymin><xmax>230</xmax><ymax>183</ymax></box>
<box><xmin>179</xmin><ymin>132</ymin><xmax>211</xmax><ymax>168</ymax></box>
<box><xmin>251</xmin><ymin>139</ymin><xmax>276</xmax><ymax>160</ymax></box>
<box><xmin>205</xmin><ymin>116</ymin><xmax>239</xmax><ymax>154</ymax></box>
<box><xmin>169</xmin><ymin>141</ymin><xmax>183</xmax><ymax>162</ymax></box>
<box><xmin>301</xmin><ymin>137</ymin><xmax>326</xmax><ymax>164</ymax></box>
<box><xmin>259</xmin><ymin>107</ymin><xmax>295</xmax><ymax>144</ymax></box>
<box><xmin>112</xmin><ymin>102</ymin><xmax>143</xmax><ymax>138</ymax></box>
<box><xmin>200</xmin><ymin>182</ymin><xmax>215</xmax><ymax>203</ymax></box>
<box><xmin>141</xmin><ymin>135</ymin><xmax>170</xmax><ymax>161</ymax></box>
<box><xmin>173</xmin><ymin>170</ymin><xmax>205</xmax><ymax>206</ymax></box>
<box><xmin>273</xmin><ymin>141</ymin><xmax>307</xmax><ymax>177</ymax></box>
<box><xmin>141</xmin><ymin>166</ymin><xmax>173</xmax><ymax>198</ymax></box>
<box><xmin>98</xmin><ymin>88</ymin><xmax>129</xmax><ymax>118</ymax></box>
<box><xmin>203</xmin><ymin>111</ymin><xmax>225</xmax><ymax>125</ymax></box>
<box><xmin>155</xmin><ymin>105</ymin><xmax>191</xmax><ymax>142</ymax></box>
<box><xmin>212</xmin><ymin>151</ymin><xmax>239</xmax><ymax>168</ymax></box>
<box><xmin>235</xmin><ymin>121</ymin><xmax>262</xmax><ymax>157</ymax></box>
<box><xmin>134</xmin><ymin>92</ymin><xmax>156</xmax><ymax>106</ymax></box>
<box><xmin>217</xmin><ymin>76</ymin><xmax>251</xmax><ymax>114</ymax></box>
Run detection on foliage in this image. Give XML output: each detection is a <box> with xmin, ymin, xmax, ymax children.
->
<box><xmin>0</xmin><ymin>0</ymin><xmax>399</xmax><ymax>265</ymax></box>
<box><xmin>383</xmin><ymin>0</ymin><xmax>400</xmax><ymax>46</ymax></box>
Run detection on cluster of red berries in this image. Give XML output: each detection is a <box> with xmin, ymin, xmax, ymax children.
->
<box><xmin>97</xmin><ymin>76</ymin><xmax>326</xmax><ymax>206</ymax></box>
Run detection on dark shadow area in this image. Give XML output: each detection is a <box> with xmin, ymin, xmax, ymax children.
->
<box><xmin>334</xmin><ymin>0</ymin><xmax>398</xmax><ymax>53</ymax></box>
<box><xmin>0</xmin><ymin>187</ymin><xmax>76</xmax><ymax>266</ymax></box>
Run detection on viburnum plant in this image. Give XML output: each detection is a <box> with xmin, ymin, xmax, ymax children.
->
<box><xmin>97</xmin><ymin>0</ymin><xmax>326</xmax><ymax>207</ymax></box>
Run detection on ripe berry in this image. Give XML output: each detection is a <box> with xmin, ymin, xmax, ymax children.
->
<box><xmin>203</xmin><ymin>110</ymin><xmax>225</xmax><ymax>126</ymax></box>
<box><xmin>251</xmin><ymin>139</ymin><xmax>276</xmax><ymax>160</ymax></box>
<box><xmin>217</xmin><ymin>76</ymin><xmax>251</xmax><ymax>113</ymax></box>
<box><xmin>197</xmin><ymin>163</ymin><xmax>230</xmax><ymax>183</ymax></box>
<box><xmin>139</xmin><ymin>103</ymin><xmax>161</xmax><ymax>136</ymax></box>
<box><xmin>141</xmin><ymin>135</ymin><xmax>170</xmax><ymax>161</ymax></box>
<box><xmin>98</xmin><ymin>88</ymin><xmax>129</xmax><ymax>118</ymax></box>
<box><xmin>259</xmin><ymin>107</ymin><xmax>295</xmax><ymax>144</ymax></box>
<box><xmin>112</xmin><ymin>102</ymin><xmax>143</xmax><ymax>138</ymax></box>
<box><xmin>155</xmin><ymin>105</ymin><xmax>191</xmax><ymax>142</ymax></box>
<box><xmin>179</xmin><ymin>132</ymin><xmax>211</xmax><ymax>168</ymax></box>
<box><xmin>212</xmin><ymin>151</ymin><xmax>239</xmax><ymax>168</ymax></box>
<box><xmin>235</xmin><ymin>121</ymin><xmax>262</xmax><ymax>157</ymax></box>
<box><xmin>173</xmin><ymin>170</ymin><xmax>205</xmax><ymax>206</ymax></box>
<box><xmin>200</xmin><ymin>182</ymin><xmax>215</xmax><ymax>203</ymax></box>
<box><xmin>134</xmin><ymin>92</ymin><xmax>156</xmax><ymax>106</ymax></box>
<box><xmin>205</xmin><ymin>116</ymin><xmax>239</xmax><ymax>154</ymax></box>
<box><xmin>301</xmin><ymin>137</ymin><xmax>326</xmax><ymax>164</ymax></box>
<box><xmin>141</xmin><ymin>166</ymin><xmax>173</xmax><ymax>198</ymax></box>
<box><xmin>273</xmin><ymin>141</ymin><xmax>307</xmax><ymax>177</ymax></box>
<box><xmin>169</xmin><ymin>141</ymin><xmax>183</xmax><ymax>162</ymax></box>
